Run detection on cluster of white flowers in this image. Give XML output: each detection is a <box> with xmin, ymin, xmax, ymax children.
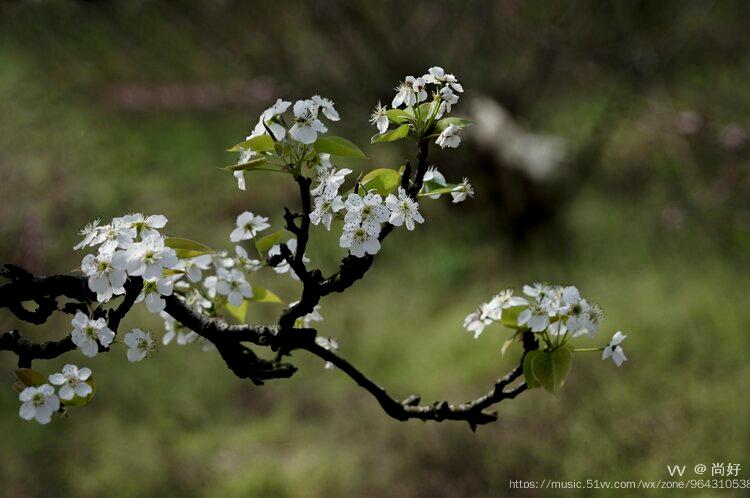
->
<box><xmin>373</xmin><ymin>66</ymin><xmax>465</xmax><ymax>149</ymax></box>
<box><xmin>75</xmin><ymin>214</ymin><xmax>179</xmax><ymax>311</ymax></box>
<box><xmin>309</xmin><ymin>154</ymin><xmax>349</xmax><ymax>230</ymax></box>
<box><xmin>233</xmin><ymin>96</ymin><xmax>340</xmax><ymax>190</ymax></box>
<box><xmin>18</xmin><ymin>364</ymin><xmax>93</xmax><ymax>424</ymax></box>
<box><xmin>463</xmin><ymin>284</ymin><xmax>627</xmax><ymax>367</ymax></box>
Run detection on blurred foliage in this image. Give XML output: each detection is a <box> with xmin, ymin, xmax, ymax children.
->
<box><xmin>0</xmin><ymin>1</ymin><xmax>749</xmax><ymax>497</ymax></box>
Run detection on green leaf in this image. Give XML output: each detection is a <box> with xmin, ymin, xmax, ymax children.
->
<box><xmin>523</xmin><ymin>351</ymin><xmax>543</xmax><ymax>389</ymax></box>
<box><xmin>221</xmin><ymin>157</ymin><xmax>270</xmax><ymax>172</ymax></box>
<box><xmin>227</xmin><ymin>134</ymin><xmax>275</xmax><ymax>153</ymax></box>
<box><xmin>248</xmin><ymin>285</ymin><xmax>283</xmax><ymax>304</ymax></box>
<box><xmin>165</xmin><ymin>237</ymin><xmax>214</xmax><ymax>259</ymax></box>
<box><xmin>527</xmin><ymin>347</ymin><xmax>573</xmax><ymax>394</ymax></box>
<box><xmin>385</xmin><ymin>108</ymin><xmax>412</xmax><ymax>124</ymax></box>
<box><xmin>256</xmin><ymin>230</ymin><xmax>284</xmax><ymax>254</ymax></box>
<box><xmin>314</xmin><ymin>136</ymin><xmax>367</xmax><ymax>158</ymax></box>
<box><xmin>435</xmin><ymin>117</ymin><xmax>475</xmax><ymax>132</ymax></box>
<box><xmin>417</xmin><ymin>101</ymin><xmax>440</xmax><ymax>119</ymax></box>
<box><xmin>62</xmin><ymin>376</ymin><xmax>96</xmax><ymax>407</ymax></box>
<box><xmin>500</xmin><ymin>305</ymin><xmax>526</xmax><ymax>329</ymax></box>
<box><xmin>225</xmin><ymin>300</ymin><xmax>248</xmax><ymax>323</ymax></box>
<box><xmin>15</xmin><ymin>368</ymin><xmax>46</xmax><ymax>387</ymax></box>
<box><xmin>361</xmin><ymin>168</ymin><xmax>401</xmax><ymax>196</ymax></box>
<box><xmin>371</xmin><ymin>124</ymin><xmax>410</xmax><ymax>144</ymax></box>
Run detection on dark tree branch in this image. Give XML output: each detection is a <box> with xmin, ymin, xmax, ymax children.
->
<box><xmin>0</xmin><ymin>140</ymin><xmax>530</xmax><ymax>426</ymax></box>
<box><xmin>300</xmin><ymin>341</ymin><xmax>527</xmax><ymax>430</ymax></box>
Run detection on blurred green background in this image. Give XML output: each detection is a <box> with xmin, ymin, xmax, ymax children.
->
<box><xmin>1</xmin><ymin>1</ymin><xmax>749</xmax><ymax>496</ymax></box>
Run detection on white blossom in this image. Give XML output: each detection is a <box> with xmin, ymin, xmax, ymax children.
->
<box><xmin>314</xmin><ymin>335</ymin><xmax>339</xmax><ymax>369</ymax></box>
<box><xmin>289</xmin><ymin>99</ymin><xmax>327</xmax><ymax>144</ymax></box>
<box><xmin>18</xmin><ymin>385</ymin><xmax>59</xmax><ymax>424</ymax></box>
<box><xmin>85</xmin><ymin>217</ymin><xmax>136</xmax><ymax>253</ymax></box>
<box><xmin>385</xmin><ymin>187</ymin><xmax>424</xmax><ymax>230</ymax></box>
<box><xmin>422</xmin><ymin>166</ymin><xmax>447</xmax><ymax>199</ymax></box>
<box><xmin>290</xmin><ymin>300</ymin><xmax>323</xmax><ymax>328</ymax></box>
<box><xmin>517</xmin><ymin>302</ymin><xmax>551</xmax><ymax>333</ymax></box>
<box><xmin>344</xmin><ymin>192</ymin><xmax>389</xmax><ymax>228</ymax></box>
<box><xmin>311</xmin><ymin>164</ymin><xmax>352</xmax><ymax>197</ymax></box>
<box><xmin>422</xmin><ymin>66</ymin><xmax>463</xmax><ymax>93</ymax></box>
<box><xmin>48</xmin><ymin>364</ymin><xmax>92</xmax><ymax>401</ymax></box>
<box><xmin>161</xmin><ymin>311</ymin><xmax>211</xmax><ymax>351</ymax></box>
<box><xmin>73</xmin><ymin>218</ymin><xmax>102</xmax><ymax>250</ymax></box>
<box><xmin>122</xmin><ymin>213</ymin><xmax>168</xmax><ymax>239</ymax></box>
<box><xmin>124</xmin><ymin>329</ymin><xmax>155</xmax><ymax>362</ymax></box>
<box><xmin>184</xmin><ymin>254</ymin><xmax>213</xmax><ymax>283</ymax></box>
<box><xmin>235</xmin><ymin>245</ymin><xmax>262</xmax><ymax>272</ymax></box>
<box><xmin>268</xmin><ymin>238</ymin><xmax>308</xmax><ymax>279</ymax></box>
<box><xmin>71</xmin><ymin>312</ymin><xmax>115</xmax><ymax>357</ymax></box>
<box><xmin>138</xmin><ymin>276</ymin><xmax>175</xmax><ymax>314</ymax></box>
<box><xmin>369</xmin><ymin>102</ymin><xmax>389</xmax><ymax>134</ymax></box>
<box><xmin>568</xmin><ymin>302</ymin><xmax>603</xmax><ymax>339</ymax></box>
<box><xmin>451</xmin><ymin>178</ymin><xmax>474</xmax><ymax>203</ymax></box>
<box><xmin>392</xmin><ymin>75</ymin><xmax>427</xmax><ymax>108</ymax></box>
<box><xmin>234</xmin><ymin>171</ymin><xmax>246</xmax><ymax>191</ymax></box>
<box><xmin>602</xmin><ymin>331</ymin><xmax>627</xmax><ymax>367</ymax></box>
<box><xmin>81</xmin><ymin>250</ymin><xmax>128</xmax><ymax>302</ymax></box>
<box><xmin>215</xmin><ymin>268</ymin><xmax>253</xmax><ymax>306</ymax></box>
<box><xmin>462</xmin><ymin>289</ymin><xmax>527</xmax><ymax>338</ymax></box>
<box><xmin>125</xmin><ymin>233</ymin><xmax>179</xmax><ymax>280</ymax></box>
<box><xmin>310</xmin><ymin>193</ymin><xmax>345</xmax><ymax>230</ymax></box>
<box><xmin>436</xmin><ymin>123</ymin><xmax>461</xmax><ymax>149</ymax></box>
<box><xmin>311</xmin><ymin>95</ymin><xmax>340</xmax><ymax>121</ymax></box>
<box><xmin>436</xmin><ymin>86</ymin><xmax>460</xmax><ymax>118</ymax></box>
<box><xmin>252</xmin><ymin>98</ymin><xmax>291</xmax><ymax>140</ymax></box>
<box><xmin>339</xmin><ymin>224</ymin><xmax>381</xmax><ymax>257</ymax></box>
<box><xmin>229</xmin><ymin>211</ymin><xmax>270</xmax><ymax>242</ymax></box>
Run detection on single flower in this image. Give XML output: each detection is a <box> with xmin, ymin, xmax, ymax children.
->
<box><xmin>311</xmin><ymin>95</ymin><xmax>340</xmax><ymax>121</ymax></box>
<box><xmin>339</xmin><ymin>224</ymin><xmax>381</xmax><ymax>257</ymax></box>
<box><xmin>436</xmin><ymin>123</ymin><xmax>462</xmax><ymax>149</ymax></box>
<box><xmin>71</xmin><ymin>312</ymin><xmax>115</xmax><ymax>357</ymax></box>
<box><xmin>369</xmin><ymin>102</ymin><xmax>389</xmax><ymax>134</ymax></box>
<box><xmin>289</xmin><ymin>99</ymin><xmax>327</xmax><ymax>144</ymax></box>
<box><xmin>450</xmin><ymin>178</ymin><xmax>474</xmax><ymax>203</ymax></box>
<box><xmin>602</xmin><ymin>331</ymin><xmax>627</xmax><ymax>367</ymax></box>
<box><xmin>124</xmin><ymin>328</ymin><xmax>156</xmax><ymax>362</ymax></box>
<box><xmin>48</xmin><ymin>364</ymin><xmax>93</xmax><ymax>401</ymax></box>
<box><xmin>385</xmin><ymin>187</ymin><xmax>424</xmax><ymax>230</ymax></box>
<box><xmin>229</xmin><ymin>211</ymin><xmax>271</xmax><ymax>242</ymax></box>
<box><xmin>18</xmin><ymin>384</ymin><xmax>59</xmax><ymax>424</ymax></box>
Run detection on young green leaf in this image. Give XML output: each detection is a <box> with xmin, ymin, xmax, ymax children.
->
<box><xmin>221</xmin><ymin>157</ymin><xmax>270</xmax><ymax>172</ymax></box>
<box><xmin>165</xmin><ymin>237</ymin><xmax>214</xmax><ymax>259</ymax></box>
<box><xmin>225</xmin><ymin>300</ymin><xmax>248</xmax><ymax>323</ymax></box>
<box><xmin>385</xmin><ymin>108</ymin><xmax>412</xmax><ymax>124</ymax></box>
<box><xmin>314</xmin><ymin>136</ymin><xmax>367</xmax><ymax>158</ymax></box>
<box><xmin>15</xmin><ymin>368</ymin><xmax>46</xmax><ymax>388</ymax></box>
<box><xmin>528</xmin><ymin>347</ymin><xmax>573</xmax><ymax>394</ymax></box>
<box><xmin>248</xmin><ymin>285</ymin><xmax>283</xmax><ymax>304</ymax></box>
<box><xmin>227</xmin><ymin>134</ymin><xmax>275</xmax><ymax>153</ymax></box>
<box><xmin>435</xmin><ymin>117</ymin><xmax>475</xmax><ymax>132</ymax></box>
<box><xmin>371</xmin><ymin>124</ymin><xmax>410</xmax><ymax>144</ymax></box>
<box><xmin>417</xmin><ymin>101</ymin><xmax>440</xmax><ymax>120</ymax></box>
<box><xmin>523</xmin><ymin>351</ymin><xmax>543</xmax><ymax>389</ymax></box>
<box><xmin>361</xmin><ymin>168</ymin><xmax>401</xmax><ymax>196</ymax></box>
<box><xmin>500</xmin><ymin>306</ymin><xmax>526</xmax><ymax>329</ymax></box>
<box><xmin>255</xmin><ymin>230</ymin><xmax>284</xmax><ymax>254</ymax></box>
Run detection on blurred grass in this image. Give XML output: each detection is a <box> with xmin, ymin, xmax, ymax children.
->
<box><xmin>1</xmin><ymin>2</ymin><xmax>750</xmax><ymax>497</ymax></box>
